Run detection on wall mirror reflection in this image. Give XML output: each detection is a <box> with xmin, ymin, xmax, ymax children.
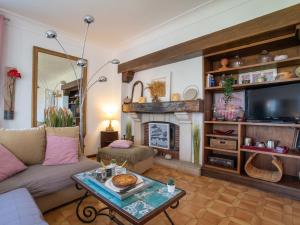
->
<box><xmin>32</xmin><ymin>46</ymin><xmax>86</xmax><ymax>131</ymax></box>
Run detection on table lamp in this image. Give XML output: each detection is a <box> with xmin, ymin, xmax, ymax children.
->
<box><xmin>105</xmin><ymin>112</ymin><xmax>114</xmax><ymax>132</ymax></box>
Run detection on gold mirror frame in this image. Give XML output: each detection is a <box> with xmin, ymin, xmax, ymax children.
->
<box><xmin>32</xmin><ymin>46</ymin><xmax>87</xmax><ymax>134</ymax></box>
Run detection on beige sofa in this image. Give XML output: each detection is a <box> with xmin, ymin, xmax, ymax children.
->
<box><xmin>0</xmin><ymin>126</ymin><xmax>99</xmax><ymax>212</ymax></box>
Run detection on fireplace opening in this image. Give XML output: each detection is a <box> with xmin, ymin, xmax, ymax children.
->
<box><xmin>144</xmin><ymin>122</ymin><xmax>179</xmax><ymax>159</ymax></box>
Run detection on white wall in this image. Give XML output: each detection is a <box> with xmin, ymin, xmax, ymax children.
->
<box><xmin>0</xmin><ymin>9</ymin><xmax>122</xmax><ymax>156</ymax></box>
<box><xmin>118</xmin><ymin>0</ymin><xmax>300</xmax><ymax>163</ymax></box>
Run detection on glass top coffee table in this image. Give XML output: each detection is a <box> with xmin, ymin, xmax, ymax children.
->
<box><xmin>72</xmin><ymin>169</ymin><xmax>186</xmax><ymax>225</ymax></box>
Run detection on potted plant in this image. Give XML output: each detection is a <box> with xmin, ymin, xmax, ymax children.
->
<box><xmin>110</xmin><ymin>159</ymin><xmax>117</xmax><ymax>167</ymax></box>
<box><xmin>167</xmin><ymin>178</ymin><xmax>175</xmax><ymax>193</ymax></box>
<box><xmin>223</xmin><ymin>77</ymin><xmax>234</xmax><ymax>104</ymax></box>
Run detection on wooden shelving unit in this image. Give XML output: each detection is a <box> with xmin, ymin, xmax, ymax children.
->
<box><xmin>201</xmin><ymin>25</ymin><xmax>300</xmax><ymax>199</ymax></box>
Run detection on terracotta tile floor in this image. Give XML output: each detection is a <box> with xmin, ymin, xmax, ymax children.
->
<box><xmin>44</xmin><ymin>164</ymin><xmax>300</xmax><ymax>225</ymax></box>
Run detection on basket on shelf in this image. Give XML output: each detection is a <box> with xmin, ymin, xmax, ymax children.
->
<box><xmin>244</xmin><ymin>153</ymin><xmax>283</xmax><ymax>183</ymax></box>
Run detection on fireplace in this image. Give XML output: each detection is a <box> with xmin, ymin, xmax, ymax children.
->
<box><xmin>144</xmin><ymin>122</ymin><xmax>179</xmax><ymax>159</ymax></box>
<box><xmin>127</xmin><ymin>112</ymin><xmax>193</xmax><ymax>162</ymax></box>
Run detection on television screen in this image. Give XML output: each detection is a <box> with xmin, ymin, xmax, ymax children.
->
<box><xmin>246</xmin><ymin>83</ymin><xmax>300</xmax><ymax>122</ymax></box>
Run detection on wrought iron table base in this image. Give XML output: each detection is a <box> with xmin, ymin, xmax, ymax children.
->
<box><xmin>75</xmin><ymin>184</ymin><xmax>179</xmax><ymax>225</ymax></box>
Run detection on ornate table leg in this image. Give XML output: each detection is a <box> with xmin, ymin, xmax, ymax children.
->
<box><xmin>164</xmin><ymin>201</ymin><xmax>179</xmax><ymax>225</ymax></box>
<box><xmin>75</xmin><ymin>184</ymin><xmax>124</xmax><ymax>224</ymax></box>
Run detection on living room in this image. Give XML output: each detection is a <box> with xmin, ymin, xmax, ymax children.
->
<box><xmin>1</xmin><ymin>0</ymin><xmax>300</xmax><ymax>225</ymax></box>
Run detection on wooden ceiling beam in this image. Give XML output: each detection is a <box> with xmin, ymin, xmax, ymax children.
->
<box><xmin>118</xmin><ymin>4</ymin><xmax>300</xmax><ymax>76</ymax></box>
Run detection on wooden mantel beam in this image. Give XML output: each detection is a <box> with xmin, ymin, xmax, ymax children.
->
<box><xmin>118</xmin><ymin>4</ymin><xmax>300</xmax><ymax>77</ymax></box>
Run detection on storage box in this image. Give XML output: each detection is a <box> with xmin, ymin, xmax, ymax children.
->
<box><xmin>210</xmin><ymin>138</ymin><xmax>237</xmax><ymax>150</ymax></box>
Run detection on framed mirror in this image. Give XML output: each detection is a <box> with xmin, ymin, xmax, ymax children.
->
<box><xmin>32</xmin><ymin>46</ymin><xmax>87</xmax><ymax>133</ymax></box>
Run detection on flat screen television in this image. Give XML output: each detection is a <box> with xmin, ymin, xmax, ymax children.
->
<box><xmin>246</xmin><ymin>83</ymin><xmax>300</xmax><ymax>123</ymax></box>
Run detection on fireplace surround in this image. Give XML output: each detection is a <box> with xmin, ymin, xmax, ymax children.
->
<box><xmin>128</xmin><ymin>112</ymin><xmax>193</xmax><ymax>162</ymax></box>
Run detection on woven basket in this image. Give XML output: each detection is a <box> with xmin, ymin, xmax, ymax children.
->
<box><xmin>244</xmin><ymin>153</ymin><xmax>283</xmax><ymax>183</ymax></box>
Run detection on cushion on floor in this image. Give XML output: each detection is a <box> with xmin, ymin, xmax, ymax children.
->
<box><xmin>0</xmin><ymin>157</ymin><xmax>99</xmax><ymax>197</ymax></box>
<box><xmin>0</xmin><ymin>188</ymin><xmax>48</xmax><ymax>225</ymax></box>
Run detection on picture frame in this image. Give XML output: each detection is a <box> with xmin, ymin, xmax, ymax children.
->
<box><xmin>238</xmin><ymin>72</ymin><xmax>253</xmax><ymax>84</ymax></box>
<box><xmin>261</xmin><ymin>68</ymin><xmax>277</xmax><ymax>82</ymax></box>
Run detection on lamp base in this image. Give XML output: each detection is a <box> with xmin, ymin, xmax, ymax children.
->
<box><xmin>106</xmin><ymin>120</ymin><xmax>114</xmax><ymax>132</ymax></box>
<box><xmin>106</xmin><ymin>127</ymin><xmax>114</xmax><ymax>132</ymax></box>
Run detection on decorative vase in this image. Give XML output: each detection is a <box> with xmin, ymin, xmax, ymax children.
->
<box><xmin>219</xmin><ymin>58</ymin><xmax>229</xmax><ymax>70</ymax></box>
<box><xmin>152</xmin><ymin>95</ymin><xmax>160</xmax><ymax>102</ymax></box>
<box><xmin>167</xmin><ymin>184</ymin><xmax>175</xmax><ymax>193</ymax></box>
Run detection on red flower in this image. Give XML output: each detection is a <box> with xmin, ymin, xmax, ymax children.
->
<box><xmin>7</xmin><ymin>68</ymin><xmax>21</xmax><ymax>79</ymax></box>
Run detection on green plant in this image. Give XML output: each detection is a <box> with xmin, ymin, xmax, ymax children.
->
<box><xmin>110</xmin><ymin>159</ymin><xmax>116</xmax><ymax>164</ymax></box>
<box><xmin>193</xmin><ymin>125</ymin><xmax>200</xmax><ymax>165</ymax></box>
<box><xmin>44</xmin><ymin>107</ymin><xmax>73</xmax><ymax>127</ymax></box>
<box><xmin>167</xmin><ymin>178</ymin><xmax>175</xmax><ymax>186</ymax></box>
<box><xmin>126</xmin><ymin>121</ymin><xmax>132</xmax><ymax>140</ymax></box>
<box><xmin>223</xmin><ymin>77</ymin><xmax>234</xmax><ymax>104</ymax></box>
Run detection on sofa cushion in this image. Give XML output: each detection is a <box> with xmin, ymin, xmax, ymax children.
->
<box><xmin>43</xmin><ymin>135</ymin><xmax>79</xmax><ymax>166</ymax></box>
<box><xmin>0</xmin><ymin>188</ymin><xmax>48</xmax><ymax>225</ymax></box>
<box><xmin>109</xmin><ymin>140</ymin><xmax>133</xmax><ymax>148</ymax></box>
<box><xmin>45</xmin><ymin>126</ymin><xmax>82</xmax><ymax>155</ymax></box>
<box><xmin>0</xmin><ymin>127</ymin><xmax>46</xmax><ymax>165</ymax></box>
<box><xmin>0</xmin><ymin>157</ymin><xmax>99</xmax><ymax>197</ymax></box>
<box><xmin>0</xmin><ymin>144</ymin><xmax>27</xmax><ymax>182</ymax></box>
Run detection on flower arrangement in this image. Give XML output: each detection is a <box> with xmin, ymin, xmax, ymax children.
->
<box><xmin>4</xmin><ymin>68</ymin><xmax>22</xmax><ymax>120</ymax></box>
<box><xmin>44</xmin><ymin>107</ymin><xmax>73</xmax><ymax>127</ymax></box>
<box><xmin>146</xmin><ymin>81</ymin><xmax>165</xmax><ymax>102</ymax></box>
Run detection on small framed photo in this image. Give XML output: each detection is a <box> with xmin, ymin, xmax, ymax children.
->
<box><xmin>251</xmin><ymin>71</ymin><xmax>263</xmax><ymax>83</ymax></box>
<box><xmin>261</xmin><ymin>68</ymin><xmax>277</xmax><ymax>82</ymax></box>
<box><xmin>239</xmin><ymin>73</ymin><xmax>253</xmax><ymax>84</ymax></box>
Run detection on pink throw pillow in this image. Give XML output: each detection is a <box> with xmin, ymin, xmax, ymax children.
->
<box><xmin>109</xmin><ymin>140</ymin><xmax>133</xmax><ymax>149</ymax></box>
<box><xmin>0</xmin><ymin>144</ymin><xmax>27</xmax><ymax>182</ymax></box>
<box><xmin>43</xmin><ymin>135</ymin><xmax>79</xmax><ymax>166</ymax></box>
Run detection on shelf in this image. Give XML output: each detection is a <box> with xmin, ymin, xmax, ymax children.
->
<box><xmin>204</xmin><ymin>121</ymin><xmax>300</xmax><ymax>128</ymax></box>
<box><xmin>206</xmin><ymin>56</ymin><xmax>300</xmax><ymax>75</ymax></box>
<box><xmin>122</xmin><ymin>99</ymin><xmax>203</xmax><ymax>113</ymax></box>
<box><xmin>240</xmin><ymin>148</ymin><xmax>300</xmax><ymax>159</ymax></box>
<box><xmin>204</xmin><ymin>164</ymin><xmax>238</xmax><ymax>174</ymax></box>
<box><xmin>204</xmin><ymin>33</ymin><xmax>296</xmax><ymax>58</ymax></box>
<box><xmin>206</xmin><ymin>134</ymin><xmax>238</xmax><ymax>140</ymax></box>
<box><xmin>204</xmin><ymin>121</ymin><xmax>239</xmax><ymax>125</ymax></box>
<box><xmin>205</xmin><ymin>77</ymin><xmax>300</xmax><ymax>91</ymax></box>
<box><xmin>205</xmin><ymin>146</ymin><xmax>238</xmax><ymax>154</ymax></box>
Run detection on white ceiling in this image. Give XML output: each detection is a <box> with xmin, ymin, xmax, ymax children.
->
<box><xmin>0</xmin><ymin>0</ymin><xmax>210</xmax><ymax>47</ymax></box>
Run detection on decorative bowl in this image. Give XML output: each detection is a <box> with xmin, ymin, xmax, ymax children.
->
<box><xmin>112</xmin><ymin>174</ymin><xmax>137</xmax><ymax>188</ymax></box>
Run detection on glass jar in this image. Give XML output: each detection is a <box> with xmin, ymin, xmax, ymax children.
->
<box><xmin>231</xmin><ymin>55</ymin><xmax>244</xmax><ymax>68</ymax></box>
<box><xmin>258</xmin><ymin>50</ymin><xmax>273</xmax><ymax>63</ymax></box>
